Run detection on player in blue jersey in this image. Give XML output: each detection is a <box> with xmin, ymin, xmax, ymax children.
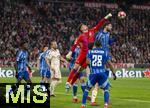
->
<box><xmin>95</xmin><ymin>22</ymin><xmax>117</xmax><ymax>54</ymax></box>
<box><xmin>81</xmin><ymin>40</ymin><xmax>116</xmax><ymax>108</ymax></box>
<box><xmin>90</xmin><ymin>22</ymin><xmax>117</xmax><ymax>105</ymax></box>
<box><xmin>8</xmin><ymin>41</ymin><xmax>32</xmax><ymax>98</ymax></box>
<box><xmin>37</xmin><ymin>44</ymin><xmax>51</xmax><ymax>96</ymax></box>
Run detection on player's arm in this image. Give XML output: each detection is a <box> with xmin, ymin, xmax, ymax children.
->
<box><xmin>106</xmin><ymin>60</ymin><xmax>116</xmax><ymax>80</ymax></box>
<box><xmin>45</xmin><ymin>56</ymin><xmax>51</xmax><ymax>70</ymax></box>
<box><xmin>92</xmin><ymin>13</ymin><xmax>112</xmax><ymax>32</ymax></box>
<box><xmin>66</xmin><ymin>36</ymin><xmax>81</xmax><ymax>60</ymax></box>
<box><xmin>60</xmin><ymin>56</ymin><xmax>69</xmax><ymax>64</ymax></box>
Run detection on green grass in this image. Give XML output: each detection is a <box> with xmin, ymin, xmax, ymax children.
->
<box><xmin>0</xmin><ymin>77</ymin><xmax>150</xmax><ymax>108</ymax></box>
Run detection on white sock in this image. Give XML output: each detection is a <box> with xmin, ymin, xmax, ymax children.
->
<box><xmin>91</xmin><ymin>88</ymin><xmax>98</xmax><ymax>103</ymax></box>
<box><xmin>50</xmin><ymin>80</ymin><xmax>57</xmax><ymax>95</ymax></box>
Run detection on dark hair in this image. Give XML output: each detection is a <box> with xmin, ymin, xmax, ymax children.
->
<box><xmin>20</xmin><ymin>41</ymin><xmax>27</xmax><ymax>47</ymax></box>
<box><xmin>78</xmin><ymin>23</ymin><xmax>84</xmax><ymax>32</ymax></box>
<box><xmin>94</xmin><ymin>40</ymin><xmax>101</xmax><ymax>47</ymax></box>
<box><xmin>42</xmin><ymin>43</ymin><xmax>49</xmax><ymax>49</ymax></box>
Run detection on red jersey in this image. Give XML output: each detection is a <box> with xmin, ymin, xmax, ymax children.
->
<box><xmin>71</xmin><ymin>18</ymin><xmax>106</xmax><ymax>54</ymax></box>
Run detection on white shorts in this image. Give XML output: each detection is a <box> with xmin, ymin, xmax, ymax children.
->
<box><xmin>51</xmin><ymin>66</ymin><xmax>61</xmax><ymax>79</ymax></box>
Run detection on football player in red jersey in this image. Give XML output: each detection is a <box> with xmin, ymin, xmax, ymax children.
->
<box><xmin>66</xmin><ymin>13</ymin><xmax>112</xmax><ymax>90</ymax></box>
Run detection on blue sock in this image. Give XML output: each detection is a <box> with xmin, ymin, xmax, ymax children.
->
<box><xmin>81</xmin><ymin>82</ymin><xmax>86</xmax><ymax>93</ymax></box>
<box><xmin>82</xmin><ymin>89</ymin><xmax>89</xmax><ymax>105</ymax></box>
<box><xmin>73</xmin><ymin>84</ymin><xmax>78</xmax><ymax>97</ymax></box>
<box><xmin>40</xmin><ymin>80</ymin><xmax>46</xmax><ymax>91</ymax></box>
<box><xmin>104</xmin><ymin>90</ymin><xmax>109</xmax><ymax>104</ymax></box>
<box><xmin>9</xmin><ymin>84</ymin><xmax>18</xmax><ymax>93</ymax></box>
<box><xmin>25</xmin><ymin>84</ymin><xmax>30</xmax><ymax>97</ymax></box>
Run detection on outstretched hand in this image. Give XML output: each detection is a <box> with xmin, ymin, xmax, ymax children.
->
<box><xmin>113</xmin><ymin>73</ymin><xmax>117</xmax><ymax>80</ymax></box>
<box><xmin>105</xmin><ymin>13</ymin><xmax>112</xmax><ymax>19</ymax></box>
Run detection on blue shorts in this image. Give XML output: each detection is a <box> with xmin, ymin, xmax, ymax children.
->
<box><xmin>105</xmin><ymin>69</ymin><xmax>109</xmax><ymax>78</ymax></box>
<box><xmin>40</xmin><ymin>70</ymin><xmax>51</xmax><ymax>78</ymax></box>
<box><xmin>18</xmin><ymin>70</ymin><xmax>29</xmax><ymax>81</ymax></box>
<box><xmin>87</xmin><ymin>72</ymin><xmax>109</xmax><ymax>89</ymax></box>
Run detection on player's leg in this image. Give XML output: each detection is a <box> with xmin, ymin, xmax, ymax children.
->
<box><xmin>91</xmin><ymin>83</ymin><xmax>99</xmax><ymax>106</ymax></box>
<box><xmin>70</xmin><ymin>59</ymin><xmax>87</xmax><ymax>85</ymax></box>
<box><xmin>81</xmin><ymin>74</ymin><xmax>97</xmax><ymax>107</ymax></box>
<box><xmin>72</xmin><ymin>81</ymin><xmax>78</xmax><ymax>103</ymax></box>
<box><xmin>72</xmin><ymin>72</ymin><xmax>86</xmax><ymax>103</ymax></box>
<box><xmin>7</xmin><ymin>71</ymin><xmax>23</xmax><ymax>95</ymax></box>
<box><xmin>80</xmin><ymin>76</ymin><xmax>86</xmax><ymax>93</ymax></box>
<box><xmin>50</xmin><ymin>79</ymin><xmax>57</xmax><ymax>97</ymax></box>
<box><xmin>24</xmin><ymin>70</ymin><xmax>32</xmax><ymax>99</ymax></box>
<box><xmin>66</xmin><ymin>63</ymin><xmax>80</xmax><ymax>83</ymax></box>
<box><xmin>50</xmin><ymin>68</ymin><xmax>62</xmax><ymax>97</ymax></box>
<box><xmin>86</xmin><ymin>66</ymin><xmax>98</xmax><ymax>105</ymax></box>
<box><xmin>40</xmin><ymin>70</ymin><xmax>47</xmax><ymax>91</ymax></box>
<box><xmin>103</xmin><ymin>84</ymin><xmax>110</xmax><ymax>108</ymax></box>
<box><xmin>66</xmin><ymin>63</ymin><xmax>81</xmax><ymax>92</ymax></box>
<box><xmin>44</xmin><ymin>70</ymin><xmax>51</xmax><ymax>97</ymax></box>
<box><xmin>80</xmin><ymin>73</ymin><xmax>91</xmax><ymax>101</ymax></box>
<box><xmin>97</xmin><ymin>73</ymin><xmax>110</xmax><ymax>108</ymax></box>
<box><xmin>66</xmin><ymin>53</ymin><xmax>86</xmax><ymax>85</ymax></box>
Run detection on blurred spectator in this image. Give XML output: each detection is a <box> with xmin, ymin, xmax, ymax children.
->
<box><xmin>0</xmin><ymin>0</ymin><xmax>149</xmax><ymax>67</ymax></box>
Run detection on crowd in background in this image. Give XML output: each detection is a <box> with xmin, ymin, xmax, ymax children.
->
<box><xmin>0</xmin><ymin>0</ymin><xmax>149</xmax><ymax>67</ymax></box>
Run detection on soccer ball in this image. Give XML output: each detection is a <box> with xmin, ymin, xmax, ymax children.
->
<box><xmin>118</xmin><ymin>11</ymin><xmax>126</xmax><ymax>19</ymax></box>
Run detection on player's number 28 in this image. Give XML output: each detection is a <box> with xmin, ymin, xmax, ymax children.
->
<box><xmin>92</xmin><ymin>55</ymin><xmax>102</xmax><ymax>66</ymax></box>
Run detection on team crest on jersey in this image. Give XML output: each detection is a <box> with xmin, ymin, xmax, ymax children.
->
<box><xmin>89</xmin><ymin>32</ymin><xmax>92</xmax><ymax>37</ymax></box>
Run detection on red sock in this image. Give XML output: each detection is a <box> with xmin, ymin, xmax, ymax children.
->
<box><xmin>67</xmin><ymin>69</ymin><xmax>77</xmax><ymax>82</ymax></box>
<box><xmin>71</xmin><ymin>72</ymin><xmax>80</xmax><ymax>85</ymax></box>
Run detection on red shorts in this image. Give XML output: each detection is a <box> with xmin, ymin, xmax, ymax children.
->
<box><xmin>75</xmin><ymin>53</ymin><xmax>87</xmax><ymax>69</ymax></box>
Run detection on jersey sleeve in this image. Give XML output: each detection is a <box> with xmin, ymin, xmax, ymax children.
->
<box><xmin>16</xmin><ymin>51</ymin><xmax>22</xmax><ymax>62</ymax></box>
<box><xmin>105</xmin><ymin>51</ymin><xmax>111</xmax><ymax>62</ymax></box>
<box><xmin>95</xmin><ymin>31</ymin><xmax>102</xmax><ymax>41</ymax></box>
<box><xmin>70</xmin><ymin>35</ymin><xmax>82</xmax><ymax>52</ymax></box>
<box><xmin>90</xmin><ymin>18</ymin><xmax>106</xmax><ymax>33</ymax></box>
<box><xmin>38</xmin><ymin>53</ymin><xmax>42</xmax><ymax>60</ymax></box>
<box><xmin>46</xmin><ymin>50</ymin><xmax>52</xmax><ymax>60</ymax></box>
<box><xmin>87</xmin><ymin>50</ymin><xmax>91</xmax><ymax>60</ymax></box>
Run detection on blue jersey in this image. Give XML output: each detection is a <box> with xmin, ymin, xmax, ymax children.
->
<box><xmin>69</xmin><ymin>47</ymin><xmax>80</xmax><ymax>69</ymax></box>
<box><xmin>96</xmin><ymin>30</ymin><xmax>116</xmax><ymax>52</ymax></box>
<box><xmin>39</xmin><ymin>50</ymin><xmax>50</xmax><ymax>71</ymax></box>
<box><xmin>16</xmin><ymin>50</ymin><xmax>28</xmax><ymax>72</ymax></box>
<box><xmin>87</xmin><ymin>48</ymin><xmax>109</xmax><ymax>74</ymax></box>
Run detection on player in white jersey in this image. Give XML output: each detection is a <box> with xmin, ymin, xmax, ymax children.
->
<box><xmin>46</xmin><ymin>40</ymin><xmax>68</xmax><ymax>97</ymax></box>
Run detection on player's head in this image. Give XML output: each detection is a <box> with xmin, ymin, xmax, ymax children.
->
<box><xmin>94</xmin><ymin>40</ymin><xmax>101</xmax><ymax>48</ymax></box>
<box><xmin>104</xmin><ymin>22</ymin><xmax>112</xmax><ymax>32</ymax></box>
<box><xmin>20</xmin><ymin>41</ymin><xmax>28</xmax><ymax>50</ymax></box>
<box><xmin>51</xmin><ymin>40</ymin><xmax>57</xmax><ymax>49</ymax></box>
<box><xmin>78</xmin><ymin>23</ymin><xmax>89</xmax><ymax>33</ymax></box>
<box><xmin>42</xmin><ymin>44</ymin><xmax>49</xmax><ymax>52</ymax></box>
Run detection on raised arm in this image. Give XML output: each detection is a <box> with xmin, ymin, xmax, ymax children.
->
<box><xmin>91</xmin><ymin>13</ymin><xmax>112</xmax><ymax>32</ymax></box>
